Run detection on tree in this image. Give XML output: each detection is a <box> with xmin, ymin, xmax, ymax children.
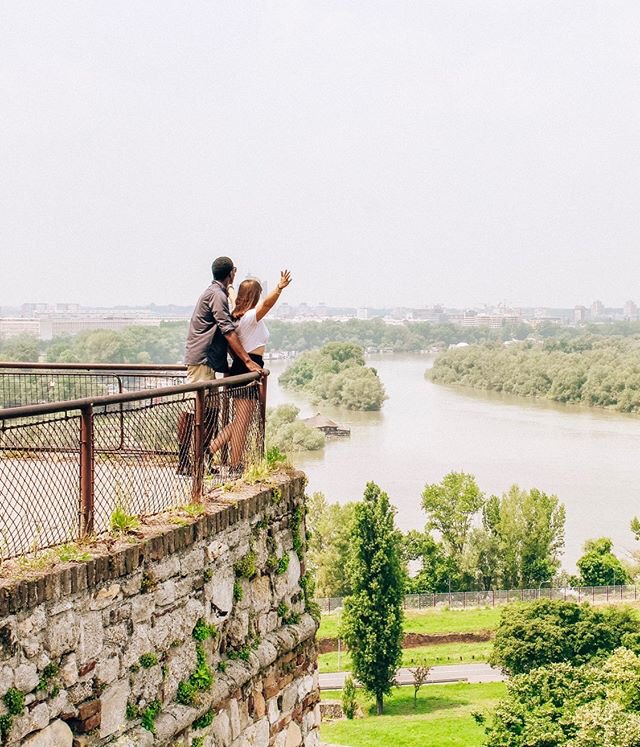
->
<box><xmin>577</xmin><ymin>538</ymin><xmax>630</xmax><ymax>587</ymax></box>
<box><xmin>421</xmin><ymin>472</ymin><xmax>484</xmax><ymax>560</ymax></box>
<box><xmin>484</xmin><ymin>648</ymin><xmax>640</xmax><ymax>747</ymax></box>
<box><xmin>339</xmin><ymin>482</ymin><xmax>404</xmax><ymax>715</ymax></box>
<box><xmin>0</xmin><ymin>334</ymin><xmax>39</xmax><ymax>361</ymax></box>
<box><xmin>265</xmin><ymin>404</ymin><xmax>325</xmax><ymax>453</ymax></box>
<box><xmin>402</xmin><ymin>530</ymin><xmax>456</xmax><ymax>593</ymax></box>
<box><xmin>491</xmin><ymin>486</ymin><xmax>566</xmax><ymax>589</ymax></box>
<box><xmin>279</xmin><ymin>343</ymin><xmax>386</xmax><ymax>411</ymax></box>
<box><xmin>305</xmin><ymin>492</ymin><xmax>356</xmax><ymax>597</ymax></box>
<box><xmin>489</xmin><ymin>599</ymin><xmax>640</xmax><ymax>675</ymax></box>
<box><xmin>408</xmin><ymin>664</ymin><xmax>431</xmax><ymax>707</ymax></box>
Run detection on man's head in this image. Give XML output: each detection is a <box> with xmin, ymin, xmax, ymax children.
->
<box><xmin>211</xmin><ymin>256</ymin><xmax>236</xmax><ymax>284</ymax></box>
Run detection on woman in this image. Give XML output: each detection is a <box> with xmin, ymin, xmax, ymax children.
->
<box><xmin>208</xmin><ymin>269</ymin><xmax>292</xmax><ymax>470</ymax></box>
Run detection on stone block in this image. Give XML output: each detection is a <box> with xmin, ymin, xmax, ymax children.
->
<box><xmin>89</xmin><ymin>584</ymin><xmax>121</xmax><ymax>611</ymax></box>
<box><xmin>44</xmin><ymin>611</ymin><xmax>79</xmax><ymax>658</ymax></box>
<box><xmin>60</xmin><ymin>653</ymin><xmax>78</xmax><ymax>687</ymax></box>
<box><xmin>48</xmin><ymin>688</ymin><xmax>73</xmax><ymax>719</ymax></box>
<box><xmin>267</xmin><ymin>696</ymin><xmax>279</xmax><ymax>724</ymax></box>
<box><xmin>227</xmin><ymin>612</ymin><xmax>249</xmax><ymax>648</ymax></box>
<box><xmin>180</xmin><ymin>547</ymin><xmax>204</xmax><ymax>576</ymax></box>
<box><xmin>297</xmin><ymin>675</ymin><xmax>314</xmax><ymax>701</ymax></box>
<box><xmin>100</xmin><ymin>679</ymin><xmax>130</xmax><ymax>738</ymax></box>
<box><xmin>281</xmin><ymin>682</ymin><xmax>298</xmax><ymax>715</ymax></box>
<box><xmin>153</xmin><ymin>555</ymin><xmax>180</xmax><ymax>581</ymax></box>
<box><xmin>22</xmin><ymin>719</ymin><xmax>73</xmax><ymax>747</ymax></box>
<box><xmin>229</xmin><ymin>698</ymin><xmax>241</xmax><ymax>739</ymax></box>
<box><xmin>252</xmin><ymin>689</ymin><xmax>266</xmax><ymax>719</ymax></box>
<box><xmin>97</xmin><ymin>651</ymin><xmax>120</xmax><ymax>685</ymax></box>
<box><xmin>250</xmin><ymin>576</ymin><xmax>272</xmax><ymax>615</ymax></box>
<box><xmin>245</xmin><ymin>716</ymin><xmax>269</xmax><ymax>747</ymax></box>
<box><xmin>212</xmin><ymin>708</ymin><xmax>232</xmax><ymax>747</ymax></box>
<box><xmin>29</xmin><ymin>702</ymin><xmax>50</xmax><ymax>732</ymax></box>
<box><xmin>285</xmin><ymin>721</ymin><xmax>302</xmax><ymax>747</ymax></box>
<box><xmin>78</xmin><ymin>611</ymin><xmax>103</xmax><ymax>664</ymax></box>
<box><xmin>131</xmin><ymin>595</ymin><xmax>154</xmax><ymax>624</ymax></box>
<box><xmin>14</xmin><ymin>661</ymin><xmax>39</xmax><ymax>692</ymax></box>
<box><xmin>207</xmin><ymin>565</ymin><xmax>235</xmax><ymax>619</ymax></box>
<box><xmin>155</xmin><ymin>580</ymin><xmax>176</xmax><ymax>607</ymax></box>
<box><xmin>21</xmin><ymin>636</ymin><xmax>41</xmax><ymax>659</ymax></box>
<box><xmin>0</xmin><ymin>665</ymin><xmax>14</xmax><ymax>697</ymax></box>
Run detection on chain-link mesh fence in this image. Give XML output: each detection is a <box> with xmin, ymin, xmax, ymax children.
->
<box><xmin>0</xmin><ymin>364</ymin><xmax>186</xmax><ymax>408</ymax></box>
<box><xmin>316</xmin><ymin>585</ymin><xmax>640</xmax><ymax>612</ymax></box>
<box><xmin>0</xmin><ymin>372</ymin><xmax>265</xmax><ymax>560</ymax></box>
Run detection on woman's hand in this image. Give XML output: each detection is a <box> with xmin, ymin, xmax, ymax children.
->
<box><xmin>277</xmin><ymin>270</ymin><xmax>292</xmax><ymax>290</ymax></box>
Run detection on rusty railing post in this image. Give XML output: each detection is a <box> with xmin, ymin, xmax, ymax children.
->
<box><xmin>79</xmin><ymin>404</ymin><xmax>95</xmax><ymax>537</ymax></box>
<box><xmin>116</xmin><ymin>375</ymin><xmax>125</xmax><ymax>450</ymax></box>
<box><xmin>192</xmin><ymin>388</ymin><xmax>205</xmax><ymax>502</ymax></box>
<box><xmin>259</xmin><ymin>372</ymin><xmax>268</xmax><ymax>456</ymax></box>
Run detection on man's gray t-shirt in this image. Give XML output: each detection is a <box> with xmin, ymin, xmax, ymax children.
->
<box><xmin>184</xmin><ymin>281</ymin><xmax>236</xmax><ymax>373</ymax></box>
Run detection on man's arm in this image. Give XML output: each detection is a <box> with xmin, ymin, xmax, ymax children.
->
<box><xmin>225</xmin><ymin>331</ymin><xmax>263</xmax><ymax>374</ymax></box>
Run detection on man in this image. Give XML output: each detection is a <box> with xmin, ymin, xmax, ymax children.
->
<box><xmin>184</xmin><ymin>256</ymin><xmax>263</xmax><ymax>380</ymax></box>
<box><xmin>178</xmin><ymin>257</ymin><xmax>262</xmax><ymax>474</ymax></box>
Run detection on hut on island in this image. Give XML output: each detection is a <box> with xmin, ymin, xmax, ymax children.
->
<box><xmin>302</xmin><ymin>413</ymin><xmax>350</xmax><ymax>437</ymax></box>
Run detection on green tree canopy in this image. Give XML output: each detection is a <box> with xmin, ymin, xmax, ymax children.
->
<box><xmin>279</xmin><ymin>343</ymin><xmax>386</xmax><ymax>411</ymax></box>
<box><xmin>421</xmin><ymin>472</ymin><xmax>485</xmax><ymax>558</ymax></box>
<box><xmin>577</xmin><ymin>538</ymin><xmax>630</xmax><ymax>587</ymax></box>
<box><xmin>489</xmin><ymin>599</ymin><xmax>640</xmax><ymax>675</ymax></box>
<box><xmin>339</xmin><ymin>482</ymin><xmax>404</xmax><ymax>715</ymax></box>
<box><xmin>305</xmin><ymin>492</ymin><xmax>356</xmax><ymax>598</ymax></box>
<box><xmin>265</xmin><ymin>404</ymin><xmax>325</xmax><ymax>453</ymax></box>
<box><xmin>483</xmin><ymin>648</ymin><xmax>640</xmax><ymax>747</ymax></box>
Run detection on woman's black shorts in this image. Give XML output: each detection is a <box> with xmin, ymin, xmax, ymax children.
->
<box><xmin>227</xmin><ymin>353</ymin><xmax>264</xmax><ymax>398</ymax></box>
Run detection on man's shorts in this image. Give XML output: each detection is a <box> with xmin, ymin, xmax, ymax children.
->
<box><xmin>186</xmin><ymin>364</ymin><xmax>218</xmax><ymax>383</ymax></box>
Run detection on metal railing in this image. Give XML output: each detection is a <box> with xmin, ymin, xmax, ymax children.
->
<box><xmin>0</xmin><ymin>363</ymin><xmax>267</xmax><ymax>560</ymax></box>
<box><xmin>0</xmin><ymin>361</ymin><xmax>189</xmax><ymax>408</ymax></box>
<box><xmin>317</xmin><ymin>585</ymin><xmax>640</xmax><ymax>612</ymax></box>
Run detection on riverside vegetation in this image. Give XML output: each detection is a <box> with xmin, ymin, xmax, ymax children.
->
<box><xmin>279</xmin><ymin>342</ymin><xmax>386</xmax><ymax>411</ymax></box>
<box><xmin>430</xmin><ymin>334</ymin><xmax>640</xmax><ymax>413</ymax></box>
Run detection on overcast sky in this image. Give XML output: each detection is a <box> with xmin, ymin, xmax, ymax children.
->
<box><xmin>1</xmin><ymin>1</ymin><xmax>639</xmax><ymax>310</ymax></box>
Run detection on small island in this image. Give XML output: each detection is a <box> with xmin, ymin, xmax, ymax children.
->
<box><xmin>279</xmin><ymin>342</ymin><xmax>387</xmax><ymax>411</ymax></box>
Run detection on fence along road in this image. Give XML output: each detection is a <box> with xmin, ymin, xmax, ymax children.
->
<box><xmin>0</xmin><ymin>363</ymin><xmax>267</xmax><ymax>560</ymax></box>
<box><xmin>318</xmin><ymin>584</ymin><xmax>640</xmax><ymax>612</ymax></box>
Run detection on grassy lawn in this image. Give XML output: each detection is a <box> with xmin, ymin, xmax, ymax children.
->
<box><xmin>318</xmin><ymin>606</ymin><xmax>501</xmax><ymax>640</ymax></box>
<box><xmin>320</xmin><ymin>681</ymin><xmax>505</xmax><ymax>747</ymax></box>
<box><xmin>318</xmin><ymin>641</ymin><xmax>493</xmax><ymax>674</ymax></box>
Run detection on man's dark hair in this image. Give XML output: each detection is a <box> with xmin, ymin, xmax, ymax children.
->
<box><xmin>212</xmin><ymin>256</ymin><xmax>235</xmax><ymax>281</ymax></box>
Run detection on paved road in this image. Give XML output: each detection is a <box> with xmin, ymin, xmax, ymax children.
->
<box><xmin>319</xmin><ymin>663</ymin><xmax>505</xmax><ymax>690</ymax></box>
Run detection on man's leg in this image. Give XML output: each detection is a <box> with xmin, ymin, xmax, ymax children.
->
<box><xmin>178</xmin><ymin>365</ymin><xmax>217</xmax><ymax>475</ymax></box>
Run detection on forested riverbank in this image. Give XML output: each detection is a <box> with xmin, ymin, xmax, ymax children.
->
<box><xmin>430</xmin><ymin>336</ymin><xmax>640</xmax><ymax>413</ymax></box>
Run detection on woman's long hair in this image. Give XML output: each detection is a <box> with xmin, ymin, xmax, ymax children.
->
<box><xmin>233</xmin><ymin>278</ymin><xmax>262</xmax><ymax>319</ymax></box>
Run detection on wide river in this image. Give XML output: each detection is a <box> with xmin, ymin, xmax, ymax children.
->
<box><xmin>266</xmin><ymin>354</ymin><xmax>640</xmax><ymax>571</ymax></box>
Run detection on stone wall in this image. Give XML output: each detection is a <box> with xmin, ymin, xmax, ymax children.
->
<box><xmin>0</xmin><ymin>471</ymin><xmax>320</xmax><ymax>746</ymax></box>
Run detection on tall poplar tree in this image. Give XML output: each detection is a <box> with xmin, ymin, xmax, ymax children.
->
<box><xmin>339</xmin><ymin>481</ymin><xmax>404</xmax><ymax>715</ymax></box>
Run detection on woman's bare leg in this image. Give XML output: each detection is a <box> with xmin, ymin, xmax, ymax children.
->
<box><xmin>229</xmin><ymin>399</ymin><xmax>256</xmax><ymax>466</ymax></box>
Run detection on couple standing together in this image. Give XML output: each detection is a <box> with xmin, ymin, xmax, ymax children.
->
<box><xmin>182</xmin><ymin>256</ymin><xmax>290</xmax><ymax>471</ymax></box>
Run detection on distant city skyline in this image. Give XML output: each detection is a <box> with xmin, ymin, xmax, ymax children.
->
<box><xmin>2</xmin><ymin>3</ymin><xmax>640</xmax><ymax>309</ymax></box>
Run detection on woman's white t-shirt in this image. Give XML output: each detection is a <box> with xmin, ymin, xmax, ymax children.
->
<box><xmin>236</xmin><ymin>308</ymin><xmax>270</xmax><ymax>353</ymax></box>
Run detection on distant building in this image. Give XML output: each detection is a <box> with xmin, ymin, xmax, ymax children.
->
<box><xmin>591</xmin><ymin>300</ymin><xmax>605</xmax><ymax>319</ymax></box>
<box><xmin>0</xmin><ymin>318</ymin><xmax>40</xmax><ymax>339</ymax></box>
<box><xmin>624</xmin><ymin>300</ymin><xmax>639</xmax><ymax>321</ymax></box>
<box><xmin>574</xmin><ymin>306</ymin><xmax>588</xmax><ymax>323</ymax></box>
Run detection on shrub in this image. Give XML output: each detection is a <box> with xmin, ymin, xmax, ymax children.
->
<box><xmin>342</xmin><ymin>676</ymin><xmax>357</xmax><ymax>719</ymax></box>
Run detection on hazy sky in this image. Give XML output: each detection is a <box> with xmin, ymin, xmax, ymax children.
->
<box><xmin>2</xmin><ymin>1</ymin><xmax>639</xmax><ymax>309</ymax></box>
